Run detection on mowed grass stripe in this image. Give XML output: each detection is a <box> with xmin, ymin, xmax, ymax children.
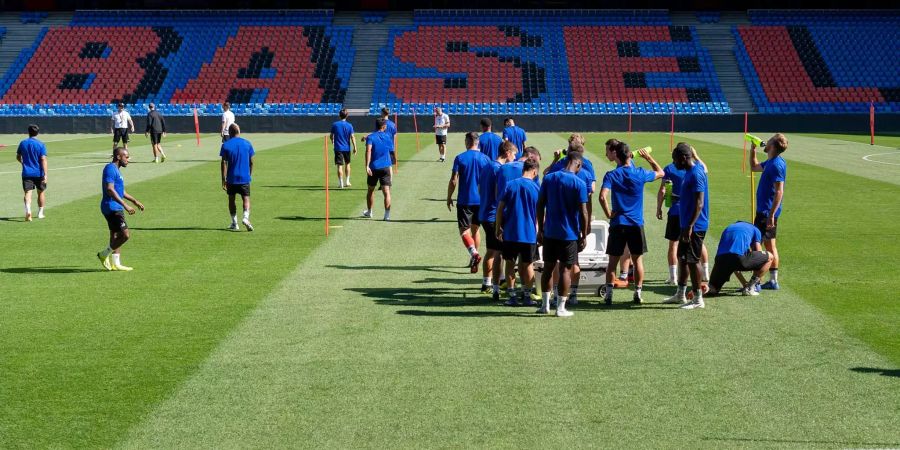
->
<box><xmin>121</xmin><ymin>133</ymin><xmax>898</xmax><ymax>448</ymax></box>
<box><xmin>0</xmin><ymin>134</ymin><xmax>376</xmax><ymax>448</ymax></box>
<box><xmin>0</xmin><ymin>133</ymin><xmax>320</xmax><ymax>219</ymax></box>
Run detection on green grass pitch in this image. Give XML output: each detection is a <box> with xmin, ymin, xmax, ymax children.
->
<box><xmin>0</xmin><ymin>130</ymin><xmax>897</xmax><ymax>448</ymax></box>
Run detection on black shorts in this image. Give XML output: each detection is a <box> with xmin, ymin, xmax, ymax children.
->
<box><xmin>367</xmin><ymin>167</ymin><xmax>392</xmax><ymax>187</ymax></box>
<box><xmin>457</xmin><ymin>204</ymin><xmax>481</xmax><ymax>230</ymax></box>
<box><xmin>149</xmin><ymin>132</ymin><xmax>163</xmax><ymax>145</ymax></box>
<box><xmin>22</xmin><ymin>177</ymin><xmax>46</xmax><ymax>191</ymax></box>
<box><xmin>677</xmin><ymin>229</ymin><xmax>706</xmax><ymax>264</ymax></box>
<box><xmin>222</xmin><ymin>135</ymin><xmax>231</xmax><ymax>144</ymax></box>
<box><xmin>226</xmin><ymin>183</ymin><xmax>250</xmax><ymax>196</ymax></box>
<box><xmin>665</xmin><ymin>214</ymin><xmax>681</xmax><ymax>241</ymax></box>
<box><xmin>483</xmin><ymin>221</ymin><xmax>502</xmax><ymax>251</ymax></box>
<box><xmin>709</xmin><ymin>251</ymin><xmax>770</xmax><ymax>290</ymax></box>
<box><xmin>104</xmin><ymin>211</ymin><xmax>128</xmax><ymax>232</ymax></box>
<box><xmin>435</xmin><ymin>135</ymin><xmax>447</xmax><ymax>145</ymax></box>
<box><xmin>113</xmin><ymin>128</ymin><xmax>130</xmax><ymax>144</ymax></box>
<box><xmin>754</xmin><ymin>212</ymin><xmax>778</xmax><ymax>240</ymax></box>
<box><xmin>334</xmin><ymin>151</ymin><xmax>351</xmax><ymax>165</ymax></box>
<box><xmin>542</xmin><ymin>237</ymin><xmax>578</xmax><ymax>266</ymax></box>
<box><xmin>606</xmin><ymin>225</ymin><xmax>648</xmax><ymax>256</ymax></box>
<box><xmin>502</xmin><ymin>241</ymin><xmax>536</xmax><ymax>263</ymax></box>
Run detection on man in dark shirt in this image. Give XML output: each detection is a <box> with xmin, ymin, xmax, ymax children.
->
<box><xmin>145</xmin><ymin>103</ymin><xmax>167</xmax><ymax>163</ymax></box>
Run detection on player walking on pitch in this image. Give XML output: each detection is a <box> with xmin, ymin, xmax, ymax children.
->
<box><xmin>750</xmin><ymin>133</ymin><xmax>788</xmax><ymax>290</ymax></box>
<box><xmin>221</xmin><ymin>102</ymin><xmax>235</xmax><ymax>143</ymax></box>
<box><xmin>110</xmin><ymin>103</ymin><xmax>134</xmax><ymax>151</ymax></box>
<box><xmin>447</xmin><ymin>132</ymin><xmax>490</xmax><ymax>273</ymax></box>
<box><xmin>220</xmin><ymin>124</ymin><xmax>255</xmax><ymax>231</ymax></box>
<box><xmin>478</xmin><ymin>118</ymin><xmax>503</xmax><ymax>161</ymax></box>
<box><xmin>16</xmin><ymin>124</ymin><xmax>48</xmax><ymax>221</ymax></box>
<box><xmin>478</xmin><ymin>141</ymin><xmax>518</xmax><ymax>298</ymax></box>
<box><xmin>145</xmin><ymin>103</ymin><xmax>167</xmax><ymax>163</ymax></box>
<box><xmin>496</xmin><ymin>159</ymin><xmax>541</xmax><ymax>306</ymax></box>
<box><xmin>362</xmin><ymin>118</ymin><xmax>395</xmax><ymax>220</ymax></box>
<box><xmin>330</xmin><ymin>109</ymin><xmax>357</xmax><ymax>188</ymax></box>
<box><xmin>501</xmin><ymin>118</ymin><xmax>527</xmax><ymax>159</ymax></box>
<box><xmin>434</xmin><ymin>106</ymin><xmax>450</xmax><ymax>162</ymax></box>
<box><xmin>97</xmin><ymin>147</ymin><xmax>144</xmax><ymax>271</ymax></box>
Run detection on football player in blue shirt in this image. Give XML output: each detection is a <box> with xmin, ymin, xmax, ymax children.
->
<box><xmin>664</xmin><ymin>143</ymin><xmax>711</xmax><ymax>309</ymax></box>
<box><xmin>598</xmin><ymin>142</ymin><xmax>664</xmax><ymax>305</ymax></box>
<box><xmin>330</xmin><ymin>109</ymin><xmax>357</xmax><ymax>188</ymax></box>
<box><xmin>750</xmin><ymin>133</ymin><xmax>788</xmax><ymax>290</ymax></box>
<box><xmin>447</xmin><ymin>132</ymin><xmax>491</xmax><ymax>274</ymax></box>
<box><xmin>502</xmin><ymin>118</ymin><xmax>527</xmax><ymax>159</ymax></box>
<box><xmin>496</xmin><ymin>158</ymin><xmax>541</xmax><ymax>306</ymax></box>
<box><xmin>16</xmin><ymin>124</ymin><xmax>48</xmax><ymax>221</ymax></box>
<box><xmin>363</xmin><ymin>118</ymin><xmax>396</xmax><ymax>221</ymax></box>
<box><xmin>96</xmin><ymin>147</ymin><xmax>144</xmax><ymax>271</ymax></box>
<box><xmin>537</xmin><ymin>153</ymin><xmax>589</xmax><ymax>317</ymax></box>
<box><xmin>220</xmin><ymin>124</ymin><xmax>256</xmax><ymax>231</ymax></box>
<box><xmin>478</xmin><ymin>141</ymin><xmax>519</xmax><ymax>298</ymax></box>
<box><xmin>656</xmin><ymin>144</ymin><xmax>710</xmax><ymax>284</ymax></box>
<box><xmin>706</xmin><ymin>221</ymin><xmax>773</xmax><ymax>297</ymax></box>
<box><xmin>478</xmin><ymin>118</ymin><xmax>503</xmax><ymax>161</ymax></box>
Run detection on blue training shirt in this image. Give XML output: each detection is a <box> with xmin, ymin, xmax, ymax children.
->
<box><xmin>717</xmin><ymin>221</ymin><xmax>762</xmax><ymax>256</ymax></box>
<box><xmin>756</xmin><ymin>156</ymin><xmax>786</xmax><ymax>218</ymax></box>
<box><xmin>662</xmin><ymin>163</ymin><xmax>686</xmax><ymax>216</ymax></box>
<box><xmin>477</xmin><ymin>160</ymin><xmax>502</xmax><ymax>223</ymax></box>
<box><xmin>220</xmin><ymin>137</ymin><xmax>255</xmax><ymax>185</ymax></box>
<box><xmin>502</xmin><ymin>126</ymin><xmax>527</xmax><ymax>159</ymax></box>
<box><xmin>540</xmin><ymin>170</ymin><xmax>589</xmax><ymax>241</ymax></box>
<box><xmin>452</xmin><ymin>149</ymin><xmax>489</xmax><ymax>206</ymax></box>
<box><xmin>100</xmin><ymin>163</ymin><xmax>125</xmax><ymax>214</ymax></box>
<box><xmin>331</xmin><ymin>120</ymin><xmax>354</xmax><ymax>152</ymax></box>
<box><xmin>601</xmin><ymin>164</ymin><xmax>657</xmax><ymax>227</ymax></box>
<box><xmin>678</xmin><ymin>163</ymin><xmax>710</xmax><ymax>232</ymax></box>
<box><xmin>478</xmin><ymin>132</ymin><xmax>503</xmax><ymax>161</ymax></box>
<box><xmin>366</xmin><ymin>131</ymin><xmax>394</xmax><ymax>170</ymax></box>
<box><xmin>496</xmin><ymin>160</ymin><xmax>524</xmax><ymax>203</ymax></box>
<box><xmin>17</xmin><ymin>137</ymin><xmax>47</xmax><ymax>178</ymax></box>
<box><xmin>547</xmin><ymin>156</ymin><xmax>596</xmax><ymax>193</ymax></box>
<box><xmin>499</xmin><ymin>177</ymin><xmax>539</xmax><ymax>244</ymax></box>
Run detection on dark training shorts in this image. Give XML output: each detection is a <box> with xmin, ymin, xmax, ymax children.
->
<box><xmin>606</xmin><ymin>225</ymin><xmax>648</xmax><ymax>256</ymax></box>
<box><xmin>149</xmin><ymin>132</ymin><xmax>163</xmax><ymax>145</ymax></box>
<box><xmin>483</xmin><ymin>221</ymin><xmax>502</xmax><ymax>251</ymax></box>
<box><xmin>113</xmin><ymin>128</ymin><xmax>130</xmax><ymax>144</ymax></box>
<box><xmin>456</xmin><ymin>204</ymin><xmax>481</xmax><ymax>231</ymax></box>
<box><xmin>435</xmin><ymin>135</ymin><xmax>447</xmax><ymax>145</ymax></box>
<box><xmin>502</xmin><ymin>241</ymin><xmax>536</xmax><ymax>264</ymax></box>
<box><xmin>677</xmin><ymin>229</ymin><xmax>706</xmax><ymax>265</ymax></box>
<box><xmin>709</xmin><ymin>251</ymin><xmax>770</xmax><ymax>290</ymax></box>
<box><xmin>22</xmin><ymin>177</ymin><xmax>46</xmax><ymax>191</ymax></box>
<box><xmin>665</xmin><ymin>214</ymin><xmax>681</xmax><ymax>241</ymax></box>
<box><xmin>754</xmin><ymin>212</ymin><xmax>778</xmax><ymax>240</ymax></box>
<box><xmin>542</xmin><ymin>238</ymin><xmax>578</xmax><ymax>266</ymax></box>
<box><xmin>226</xmin><ymin>183</ymin><xmax>251</xmax><ymax>196</ymax></box>
<box><xmin>104</xmin><ymin>211</ymin><xmax>128</xmax><ymax>232</ymax></box>
<box><xmin>334</xmin><ymin>150</ymin><xmax>351</xmax><ymax>166</ymax></box>
<box><xmin>367</xmin><ymin>167</ymin><xmax>392</xmax><ymax>188</ymax></box>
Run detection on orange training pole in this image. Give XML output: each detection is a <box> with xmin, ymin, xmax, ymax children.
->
<box><xmin>324</xmin><ymin>135</ymin><xmax>330</xmax><ymax>237</ymax></box>
<box><xmin>669</xmin><ymin>105</ymin><xmax>675</xmax><ymax>150</ymax></box>
<box><xmin>742</xmin><ymin>112</ymin><xmax>748</xmax><ymax>173</ymax></box>
<box><xmin>193</xmin><ymin>105</ymin><xmax>201</xmax><ymax>147</ymax></box>
<box><xmin>870</xmin><ymin>101</ymin><xmax>875</xmax><ymax>145</ymax></box>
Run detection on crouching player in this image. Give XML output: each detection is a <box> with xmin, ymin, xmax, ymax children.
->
<box><xmin>706</xmin><ymin>221</ymin><xmax>773</xmax><ymax>296</ymax></box>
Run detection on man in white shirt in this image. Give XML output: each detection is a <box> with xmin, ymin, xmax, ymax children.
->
<box><xmin>221</xmin><ymin>102</ymin><xmax>236</xmax><ymax>143</ymax></box>
<box><xmin>110</xmin><ymin>103</ymin><xmax>135</xmax><ymax>151</ymax></box>
<box><xmin>433</xmin><ymin>106</ymin><xmax>450</xmax><ymax>162</ymax></box>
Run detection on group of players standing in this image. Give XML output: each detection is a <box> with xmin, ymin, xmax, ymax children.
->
<box><xmin>328</xmin><ymin>108</ymin><xmax>788</xmax><ymax>316</ymax></box>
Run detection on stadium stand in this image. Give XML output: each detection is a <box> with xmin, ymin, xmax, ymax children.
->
<box><xmin>734</xmin><ymin>10</ymin><xmax>900</xmax><ymax>113</ymax></box>
<box><xmin>372</xmin><ymin>9</ymin><xmax>729</xmax><ymax>115</ymax></box>
<box><xmin>0</xmin><ymin>10</ymin><xmax>354</xmax><ymax>116</ymax></box>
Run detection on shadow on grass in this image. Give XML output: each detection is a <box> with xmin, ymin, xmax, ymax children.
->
<box><xmin>0</xmin><ymin>217</ymin><xmax>24</xmax><ymax>222</ymax></box>
<box><xmin>261</xmin><ymin>185</ymin><xmax>358</xmax><ymax>192</ymax></box>
<box><xmin>850</xmin><ymin>367</ymin><xmax>900</xmax><ymax>378</ymax></box>
<box><xmin>131</xmin><ymin>226</ymin><xmax>227</xmax><ymax>231</ymax></box>
<box><xmin>412</xmin><ymin>277</ymin><xmax>481</xmax><ymax>285</ymax></box>
<box><xmin>702</xmin><ymin>436</ymin><xmax>900</xmax><ymax>447</ymax></box>
<box><xmin>396</xmin><ymin>309</ymin><xmax>535</xmax><ymax>318</ymax></box>
<box><xmin>327</xmin><ymin>264</ymin><xmax>463</xmax><ymax>274</ymax></box>
<box><xmin>282</xmin><ymin>216</ymin><xmax>454</xmax><ymax>224</ymax></box>
<box><xmin>277</xmin><ymin>216</ymin><xmax>359</xmax><ymax>222</ymax></box>
<box><xmin>349</xmin><ymin>287</ymin><xmax>538</xmax><ymax>317</ymax></box>
<box><xmin>0</xmin><ymin>267</ymin><xmax>106</xmax><ymax>274</ymax></box>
